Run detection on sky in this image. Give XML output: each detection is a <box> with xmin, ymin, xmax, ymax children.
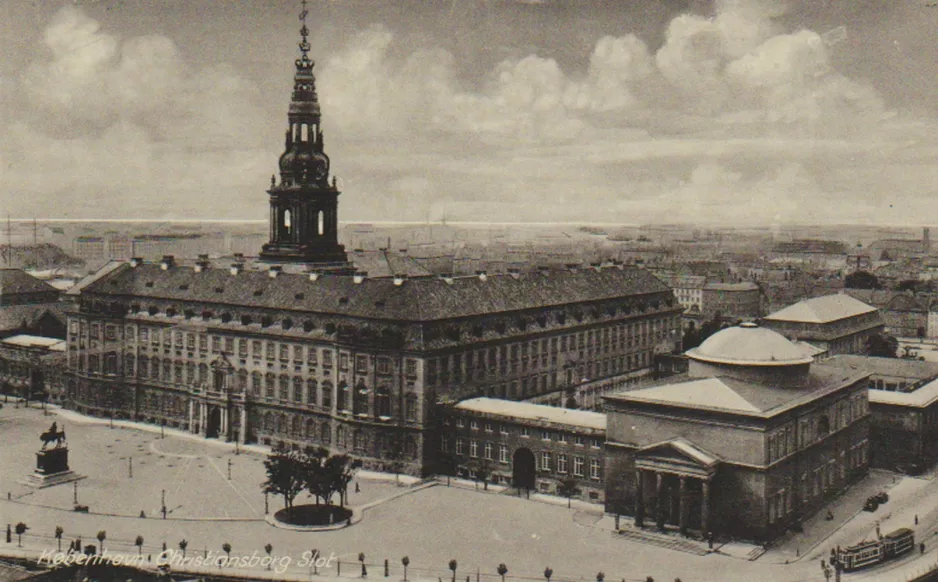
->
<box><xmin>2</xmin><ymin>0</ymin><xmax>938</xmax><ymax>226</ymax></box>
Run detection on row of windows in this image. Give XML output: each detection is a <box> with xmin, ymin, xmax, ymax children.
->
<box><xmin>449</xmin><ymin>437</ymin><xmax>601</xmax><ymax>479</ymax></box>
<box><xmin>767</xmin><ymin>394</ymin><xmax>868</xmax><ymax>463</ymax></box>
<box><xmin>454</xmin><ymin>418</ymin><xmax>602</xmax><ymax>447</ymax></box>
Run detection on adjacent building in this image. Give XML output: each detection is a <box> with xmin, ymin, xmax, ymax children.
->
<box><xmin>761</xmin><ymin>294</ymin><xmax>884</xmax><ymax>356</ymax></box>
<box><xmin>604</xmin><ymin>323</ymin><xmax>870</xmax><ymax>541</ymax></box>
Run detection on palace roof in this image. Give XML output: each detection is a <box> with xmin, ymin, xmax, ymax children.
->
<box><xmin>454</xmin><ymin>397</ymin><xmax>606</xmax><ymax>431</ymax></box>
<box><xmin>75</xmin><ymin>261</ymin><xmax>672</xmax><ymax>322</ymax></box>
<box><xmin>0</xmin><ymin>269</ymin><xmax>59</xmax><ymax>297</ymax></box>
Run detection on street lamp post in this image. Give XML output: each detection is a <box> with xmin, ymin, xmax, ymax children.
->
<box><xmin>161</xmin><ymin>489</ymin><xmax>166</xmax><ymax>519</ymax></box>
<box><xmin>129</xmin><ymin>457</ymin><xmax>133</xmax><ymax>478</ymax></box>
<box><xmin>227</xmin><ymin>459</ymin><xmax>232</xmax><ymax>480</ymax></box>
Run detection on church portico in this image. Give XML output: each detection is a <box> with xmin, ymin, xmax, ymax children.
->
<box><xmin>633</xmin><ymin>439</ymin><xmax>717</xmax><ymax>537</ymax></box>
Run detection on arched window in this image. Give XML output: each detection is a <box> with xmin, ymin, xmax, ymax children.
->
<box><xmin>375</xmin><ymin>386</ymin><xmax>391</xmax><ymax>418</ymax></box>
<box><xmin>353</xmin><ymin>430</ymin><xmax>363</xmax><ymax>452</ymax></box>
<box><xmin>337</xmin><ymin>381</ymin><xmax>349</xmax><ymax>412</ymax></box>
<box><xmin>293</xmin><ymin>377</ymin><xmax>303</xmax><ymax>403</ymax></box>
<box><xmin>291</xmin><ymin>416</ymin><xmax>301</xmax><ymax>437</ymax></box>
<box><xmin>265</xmin><ymin>373</ymin><xmax>276</xmax><ymax>398</ymax></box>
<box><xmin>320</xmin><ymin>423</ymin><xmax>331</xmax><ymax>444</ymax></box>
<box><xmin>307</xmin><ymin>379</ymin><xmax>318</xmax><ymax>406</ymax></box>
<box><xmin>237</xmin><ymin>370</ymin><xmax>248</xmax><ymax>393</ymax></box>
<box><xmin>283</xmin><ymin>209</ymin><xmax>292</xmax><ymax>234</ymax></box>
<box><xmin>336</xmin><ymin>426</ymin><xmax>345</xmax><ymax>448</ymax></box>
<box><xmin>306</xmin><ymin>418</ymin><xmax>316</xmax><ymax>439</ymax></box>
<box><xmin>322</xmin><ymin>381</ymin><xmax>333</xmax><ymax>409</ymax></box>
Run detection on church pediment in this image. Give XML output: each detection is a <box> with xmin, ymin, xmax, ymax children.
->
<box><xmin>635</xmin><ymin>438</ymin><xmax>720</xmax><ymax>478</ymax></box>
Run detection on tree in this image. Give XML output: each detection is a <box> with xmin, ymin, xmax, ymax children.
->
<box><xmin>96</xmin><ymin>530</ymin><xmax>106</xmax><ymax>552</ymax></box>
<box><xmin>497</xmin><ymin>563</ymin><xmax>508</xmax><ymax>582</ymax></box>
<box><xmin>402</xmin><ymin>556</ymin><xmax>410</xmax><ymax>581</ymax></box>
<box><xmin>135</xmin><ymin>535</ymin><xmax>144</xmax><ymax>555</ymax></box>
<box><xmin>845</xmin><ymin>271</ymin><xmax>880</xmax><ymax>290</ymax></box>
<box><xmin>263</xmin><ymin>444</ymin><xmax>307</xmax><ymax>515</ymax></box>
<box><xmin>866</xmin><ymin>333</ymin><xmax>899</xmax><ymax>358</ymax></box>
<box><xmin>474</xmin><ymin>459</ymin><xmax>492</xmax><ymax>491</ymax></box>
<box><xmin>557</xmin><ymin>478</ymin><xmax>582</xmax><ymax>509</ymax></box>
<box><xmin>265</xmin><ymin>543</ymin><xmax>273</xmax><ymax>570</ymax></box>
<box><xmin>54</xmin><ymin>526</ymin><xmax>63</xmax><ymax>552</ymax></box>
<box><xmin>596</xmin><ymin>573</ymin><xmax>605</xmax><ymax>582</ymax></box>
<box><xmin>222</xmin><ymin>542</ymin><xmax>232</xmax><ymax>563</ymax></box>
<box><xmin>14</xmin><ymin>523</ymin><xmax>27</xmax><ymax>547</ymax></box>
<box><xmin>449</xmin><ymin>559</ymin><xmax>458</xmax><ymax>582</ymax></box>
<box><xmin>544</xmin><ymin>568</ymin><xmax>553</xmax><ymax>582</ymax></box>
<box><xmin>179</xmin><ymin>539</ymin><xmax>188</xmax><ymax>558</ymax></box>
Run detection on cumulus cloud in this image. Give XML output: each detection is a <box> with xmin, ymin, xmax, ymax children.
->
<box><xmin>6</xmin><ymin>6</ymin><xmax>272</xmax><ymax>218</ymax></box>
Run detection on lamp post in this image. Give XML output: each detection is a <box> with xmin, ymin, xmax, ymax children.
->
<box><xmin>129</xmin><ymin>456</ymin><xmax>133</xmax><ymax>478</ymax></box>
<box><xmin>161</xmin><ymin>489</ymin><xmax>166</xmax><ymax>519</ymax></box>
<box><xmin>227</xmin><ymin>459</ymin><xmax>232</xmax><ymax>481</ymax></box>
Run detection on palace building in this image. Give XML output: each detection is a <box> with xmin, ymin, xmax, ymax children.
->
<box><xmin>62</xmin><ymin>11</ymin><xmax>683</xmax><ymax>476</ymax></box>
<box><xmin>603</xmin><ymin>323</ymin><xmax>870</xmax><ymax>541</ymax></box>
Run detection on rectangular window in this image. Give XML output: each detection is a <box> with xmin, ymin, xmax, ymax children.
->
<box><xmin>590</xmin><ymin>439</ymin><xmax>601</xmax><ymax>449</ymax></box>
<box><xmin>575</xmin><ymin>436</ymin><xmax>585</xmax><ymax>447</ymax></box>
<box><xmin>456</xmin><ymin>418</ymin><xmax>465</xmax><ymax>428</ymax></box>
<box><xmin>590</xmin><ymin>459</ymin><xmax>601</xmax><ymax>480</ymax></box>
<box><xmin>293</xmin><ymin>345</ymin><xmax>303</xmax><ymax>361</ymax></box>
<box><xmin>456</xmin><ymin>438</ymin><xmax>465</xmax><ymax>456</ymax></box>
<box><xmin>541</xmin><ymin>430</ymin><xmax>551</xmax><ymax>441</ymax></box>
<box><xmin>405</xmin><ymin>358</ymin><xmax>417</xmax><ymax>377</ymax></box>
<box><xmin>355</xmin><ymin>354</ymin><xmax>368</xmax><ymax>373</ymax></box>
<box><xmin>322</xmin><ymin>351</ymin><xmax>332</xmax><ymax>367</ymax></box>
<box><xmin>211</xmin><ymin>335</ymin><xmax>220</xmax><ymax>353</ymax></box>
<box><xmin>340</xmin><ymin>353</ymin><xmax>349</xmax><ymax>371</ymax></box>
<box><xmin>557</xmin><ymin>454</ymin><xmax>568</xmax><ymax>474</ymax></box>
<box><xmin>557</xmin><ymin>433</ymin><xmax>567</xmax><ymax>443</ymax></box>
<box><xmin>521</xmin><ymin>427</ymin><xmax>530</xmax><ymax>438</ymax></box>
<box><xmin>485</xmin><ymin>422</ymin><xmax>493</xmax><ymax>433</ymax></box>
<box><xmin>573</xmin><ymin>456</ymin><xmax>585</xmax><ymax>477</ymax></box>
<box><xmin>105</xmin><ymin>325</ymin><xmax>117</xmax><ymax>341</ymax></box>
<box><xmin>280</xmin><ymin>344</ymin><xmax>289</xmax><ymax>361</ymax></box>
<box><xmin>500</xmin><ymin>425</ymin><xmax>508</xmax><ymax>436</ymax></box>
<box><xmin>541</xmin><ymin>452</ymin><xmax>551</xmax><ymax>471</ymax></box>
<box><xmin>499</xmin><ymin>445</ymin><xmax>509</xmax><ymax>463</ymax></box>
<box><xmin>469</xmin><ymin>440</ymin><xmax>478</xmax><ymax>458</ymax></box>
<box><xmin>266</xmin><ymin>342</ymin><xmax>276</xmax><ymax>361</ymax></box>
<box><xmin>224</xmin><ymin>337</ymin><xmax>233</xmax><ymax>354</ymax></box>
<box><xmin>484</xmin><ymin>442</ymin><xmax>493</xmax><ymax>460</ymax></box>
<box><xmin>186</xmin><ymin>333</ymin><xmax>195</xmax><ymax>350</ymax></box>
<box><xmin>405</xmin><ymin>396</ymin><xmax>417</xmax><ymax>422</ymax></box>
<box><xmin>307</xmin><ymin>347</ymin><xmax>318</xmax><ymax>366</ymax></box>
<box><xmin>140</xmin><ymin>328</ymin><xmax>149</xmax><ymax>342</ymax></box>
<box><xmin>470</xmin><ymin>420</ymin><xmax>479</xmax><ymax>431</ymax></box>
<box><xmin>377</xmin><ymin>357</ymin><xmax>391</xmax><ymax>375</ymax></box>
<box><xmin>252</xmin><ymin>341</ymin><xmax>262</xmax><ymax>358</ymax></box>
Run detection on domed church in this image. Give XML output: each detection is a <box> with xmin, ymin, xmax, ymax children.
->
<box><xmin>604</xmin><ymin>322</ymin><xmax>871</xmax><ymax>541</ymax></box>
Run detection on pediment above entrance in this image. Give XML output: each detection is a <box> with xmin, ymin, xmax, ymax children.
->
<box><xmin>634</xmin><ymin>438</ymin><xmax>719</xmax><ymax>479</ymax></box>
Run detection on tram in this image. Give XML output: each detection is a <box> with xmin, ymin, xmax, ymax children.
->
<box><xmin>838</xmin><ymin>528</ymin><xmax>915</xmax><ymax>572</ymax></box>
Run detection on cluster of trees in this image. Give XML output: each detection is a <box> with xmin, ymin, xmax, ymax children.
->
<box><xmin>866</xmin><ymin>333</ymin><xmax>899</xmax><ymax>359</ymax></box>
<box><xmin>262</xmin><ymin>444</ymin><xmax>358</xmax><ymax>514</ymax></box>
<box><xmin>681</xmin><ymin>315</ymin><xmax>727</xmax><ymax>350</ymax></box>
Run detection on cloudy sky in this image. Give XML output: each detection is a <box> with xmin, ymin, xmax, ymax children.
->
<box><xmin>2</xmin><ymin>0</ymin><xmax>938</xmax><ymax>225</ymax></box>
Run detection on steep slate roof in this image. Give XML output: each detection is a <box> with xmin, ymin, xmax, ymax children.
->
<box><xmin>764</xmin><ymin>294</ymin><xmax>877</xmax><ymax>324</ymax></box>
<box><xmin>607</xmin><ymin>365</ymin><xmax>867</xmax><ymax>418</ymax></box>
<box><xmin>455</xmin><ymin>397</ymin><xmax>606</xmax><ymax>430</ymax></box>
<box><xmin>79</xmin><ymin>262</ymin><xmax>671</xmax><ymax>322</ymax></box>
<box><xmin>0</xmin><ymin>269</ymin><xmax>58</xmax><ymax>296</ymax></box>
<box><xmin>0</xmin><ymin>304</ymin><xmax>66</xmax><ymax>333</ymax></box>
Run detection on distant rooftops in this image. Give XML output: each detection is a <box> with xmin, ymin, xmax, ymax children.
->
<box><xmin>763</xmin><ymin>294</ymin><xmax>877</xmax><ymax>324</ymax></box>
<box><xmin>454</xmin><ymin>397</ymin><xmax>606</xmax><ymax>431</ymax></box>
<box><xmin>0</xmin><ymin>269</ymin><xmax>60</xmax><ymax>297</ymax></box>
<box><xmin>1</xmin><ymin>334</ymin><xmax>65</xmax><ymax>351</ymax></box>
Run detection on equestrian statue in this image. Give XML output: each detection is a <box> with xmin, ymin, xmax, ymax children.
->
<box><xmin>39</xmin><ymin>421</ymin><xmax>66</xmax><ymax>450</ymax></box>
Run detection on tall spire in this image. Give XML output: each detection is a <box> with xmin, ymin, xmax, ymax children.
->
<box><xmin>260</xmin><ymin>0</ymin><xmax>349</xmax><ymax>268</ymax></box>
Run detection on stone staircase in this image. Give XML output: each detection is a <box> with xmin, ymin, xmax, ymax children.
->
<box><xmin>613</xmin><ymin>528</ymin><xmax>711</xmax><ymax>556</ymax></box>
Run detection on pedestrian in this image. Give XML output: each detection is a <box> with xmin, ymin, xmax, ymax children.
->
<box><xmin>355</xmin><ymin>482</ymin><xmax>360</xmax><ymax>494</ymax></box>
<box><xmin>921</xmin><ymin>542</ymin><xmax>926</xmax><ymax>555</ymax></box>
<box><xmin>916</xmin><ymin>515</ymin><xmax>919</xmax><ymax>525</ymax></box>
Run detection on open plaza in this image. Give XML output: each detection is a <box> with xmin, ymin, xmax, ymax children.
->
<box><xmin>3</xmin><ymin>401</ymin><xmax>938</xmax><ymax>582</ymax></box>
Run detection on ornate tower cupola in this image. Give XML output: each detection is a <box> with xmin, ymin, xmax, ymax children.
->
<box><xmin>260</xmin><ymin>1</ymin><xmax>350</xmax><ymax>267</ymax></box>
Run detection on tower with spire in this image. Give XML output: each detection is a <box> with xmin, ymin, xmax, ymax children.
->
<box><xmin>260</xmin><ymin>1</ymin><xmax>350</xmax><ymax>267</ymax></box>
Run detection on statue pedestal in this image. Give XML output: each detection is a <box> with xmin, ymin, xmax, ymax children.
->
<box><xmin>21</xmin><ymin>447</ymin><xmax>85</xmax><ymax>489</ymax></box>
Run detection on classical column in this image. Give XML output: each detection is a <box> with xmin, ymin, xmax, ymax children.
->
<box><xmin>199</xmin><ymin>403</ymin><xmax>207</xmax><ymax>437</ymax></box>
<box><xmin>656</xmin><ymin>473</ymin><xmax>666</xmax><ymax>530</ymax></box>
<box><xmin>238</xmin><ymin>407</ymin><xmax>247</xmax><ymax>445</ymax></box>
<box><xmin>634</xmin><ymin>469</ymin><xmax>645</xmax><ymax>527</ymax></box>
<box><xmin>188</xmin><ymin>400</ymin><xmax>195</xmax><ymax>433</ymax></box>
<box><xmin>220</xmin><ymin>408</ymin><xmax>228</xmax><ymax>439</ymax></box>
<box><xmin>679</xmin><ymin>476</ymin><xmax>689</xmax><ymax>537</ymax></box>
<box><xmin>701</xmin><ymin>479</ymin><xmax>711</xmax><ymax>537</ymax></box>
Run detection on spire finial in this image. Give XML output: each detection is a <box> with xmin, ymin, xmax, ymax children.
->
<box><xmin>298</xmin><ymin>0</ymin><xmax>311</xmax><ymax>64</ymax></box>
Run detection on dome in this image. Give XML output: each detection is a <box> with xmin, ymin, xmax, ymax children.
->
<box><xmin>687</xmin><ymin>322</ymin><xmax>814</xmax><ymax>367</ymax></box>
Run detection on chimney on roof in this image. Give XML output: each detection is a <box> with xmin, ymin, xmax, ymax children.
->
<box><xmin>353</xmin><ymin>272</ymin><xmax>367</xmax><ymax>284</ymax></box>
<box><xmin>476</xmin><ymin>270</ymin><xmax>488</xmax><ymax>282</ymax></box>
<box><xmin>268</xmin><ymin>265</ymin><xmax>282</xmax><ymax>278</ymax></box>
<box><xmin>129</xmin><ymin>257</ymin><xmax>143</xmax><ymax>268</ymax></box>
<box><xmin>160</xmin><ymin>255</ymin><xmax>175</xmax><ymax>270</ymax></box>
<box><xmin>393</xmin><ymin>274</ymin><xmax>407</xmax><ymax>286</ymax></box>
<box><xmin>439</xmin><ymin>273</ymin><xmax>455</xmax><ymax>285</ymax></box>
<box><xmin>194</xmin><ymin>259</ymin><xmax>210</xmax><ymax>273</ymax></box>
<box><xmin>229</xmin><ymin>263</ymin><xmax>243</xmax><ymax>276</ymax></box>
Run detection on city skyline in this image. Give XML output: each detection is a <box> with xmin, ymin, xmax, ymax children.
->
<box><xmin>3</xmin><ymin>1</ymin><xmax>938</xmax><ymax>226</ymax></box>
